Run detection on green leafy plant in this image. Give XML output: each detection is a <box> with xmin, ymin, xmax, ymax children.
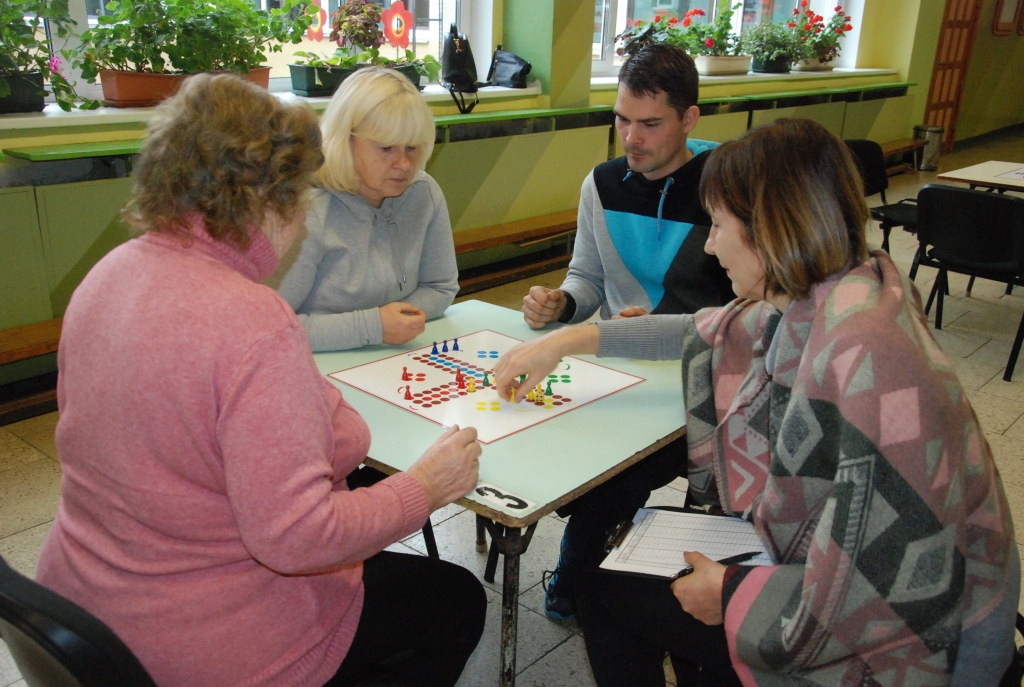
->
<box><xmin>614</xmin><ymin>0</ymin><xmax>742</xmax><ymax>58</ymax></box>
<box><xmin>787</xmin><ymin>2</ymin><xmax>853</xmax><ymax>64</ymax></box>
<box><xmin>741</xmin><ymin>22</ymin><xmax>802</xmax><ymax>63</ymax></box>
<box><xmin>69</xmin><ymin>0</ymin><xmax>315</xmax><ymax>81</ymax></box>
<box><xmin>0</xmin><ymin>0</ymin><xmax>91</xmax><ymax>110</ymax></box>
<box><xmin>329</xmin><ymin>0</ymin><xmax>383</xmax><ymax>52</ymax></box>
<box><xmin>362</xmin><ymin>47</ymin><xmax>440</xmax><ymax>81</ymax></box>
<box><xmin>293</xmin><ymin>49</ymin><xmax>358</xmax><ymax>69</ymax></box>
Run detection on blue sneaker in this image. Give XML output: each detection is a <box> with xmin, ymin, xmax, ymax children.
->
<box><xmin>542</xmin><ymin>568</ymin><xmax>576</xmax><ymax>621</ymax></box>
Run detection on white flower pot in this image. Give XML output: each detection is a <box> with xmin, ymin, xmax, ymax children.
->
<box><xmin>694</xmin><ymin>54</ymin><xmax>753</xmax><ymax>76</ymax></box>
<box><xmin>793</xmin><ymin>58</ymin><xmax>835</xmax><ymax>72</ymax></box>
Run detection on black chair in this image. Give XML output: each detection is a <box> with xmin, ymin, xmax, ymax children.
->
<box><xmin>0</xmin><ymin>555</ymin><xmax>156</xmax><ymax>687</ymax></box>
<box><xmin>914</xmin><ymin>184</ymin><xmax>1024</xmax><ymax>382</ymax></box>
<box><xmin>844</xmin><ymin>139</ymin><xmax>920</xmax><ymax>253</ymax></box>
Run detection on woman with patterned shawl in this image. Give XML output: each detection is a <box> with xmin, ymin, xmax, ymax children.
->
<box><xmin>492</xmin><ymin>118</ymin><xmax>1018</xmax><ymax>687</ymax></box>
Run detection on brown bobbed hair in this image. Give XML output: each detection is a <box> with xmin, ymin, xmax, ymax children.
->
<box><xmin>124</xmin><ymin>74</ymin><xmax>325</xmax><ymax>249</ymax></box>
<box><xmin>699</xmin><ymin>118</ymin><xmax>869</xmax><ymax>301</ymax></box>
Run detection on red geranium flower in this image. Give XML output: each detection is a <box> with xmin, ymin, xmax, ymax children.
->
<box><xmin>690</xmin><ymin>8</ymin><xmax>705</xmax><ymax>15</ymax></box>
<box><xmin>788</xmin><ymin>21</ymin><xmax>796</xmax><ymax>27</ymax></box>
<box><xmin>669</xmin><ymin>16</ymin><xmax>678</xmax><ymax>26</ymax></box>
<box><xmin>682</xmin><ymin>16</ymin><xmax>692</xmax><ymax>27</ymax></box>
<box><xmin>800</xmin><ymin>0</ymin><xmax>808</xmax><ymax>5</ymax></box>
<box><xmin>835</xmin><ymin>4</ymin><xmax>842</xmax><ymax>10</ymax></box>
<box><xmin>804</xmin><ymin>23</ymin><xmax>812</xmax><ymax>30</ymax></box>
<box><xmin>844</xmin><ymin>23</ymin><xmax>853</xmax><ymax>30</ymax></box>
<box><xmin>704</xmin><ymin>37</ymin><xmax>715</xmax><ymax>48</ymax></box>
<box><xmin>654</xmin><ymin>14</ymin><xmax>662</xmax><ymax>22</ymax></box>
<box><xmin>793</xmin><ymin>7</ymin><xmax>800</xmax><ymax>14</ymax></box>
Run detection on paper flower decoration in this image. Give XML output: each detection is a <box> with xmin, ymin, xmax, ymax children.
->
<box><xmin>306</xmin><ymin>0</ymin><xmax>327</xmax><ymax>41</ymax></box>
<box><xmin>382</xmin><ymin>0</ymin><xmax>414</xmax><ymax>49</ymax></box>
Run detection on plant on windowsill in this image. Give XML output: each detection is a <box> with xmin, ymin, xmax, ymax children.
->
<box><xmin>741</xmin><ymin>22</ymin><xmax>802</xmax><ymax>74</ymax></box>
<box><xmin>68</xmin><ymin>0</ymin><xmax>315</xmax><ymax>108</ymax></box>
<box><xmin>614</xmin><ymin>0</ymin><xmax>750</xmax><ymax>76</ymax></box>
<box><xmin>0</xmin><ymin>0</ymin><xmax>93</xmax><ymax>113</ymax></box>
<box><xmin>788</xmin><ymin>2</ymin><xmax>853</xmax><ymax>71</ymax></box>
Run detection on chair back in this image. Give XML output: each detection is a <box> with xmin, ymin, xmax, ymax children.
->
<box><xmin>0</xmin><ymin>556</ymin><xmax>156</xmax><ymax>687</ymax></box>
<box><xmin>844</xmin><ymin>139</ymin><xmax>889</xmax><ymax>198</ymax></box>
<box><xmin>917</xmin><ymin>184</ymin><xmax>1024</xmax><ymax>279</ymax></box>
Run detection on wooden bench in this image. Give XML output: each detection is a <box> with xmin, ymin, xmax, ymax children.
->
<box><xmin>0</xmin><ymin>318</ymin><xmax>63</xmax><ymax>366</ymax></box>
<box><xmin>880</xmin><ymin>138</ymin><xmax>928</xmax><ymax>176</ymax></box>
<box><xmin>454</xmin><ymin>210</ymin><xmax>577</xmax><ymax>295</ymax></box>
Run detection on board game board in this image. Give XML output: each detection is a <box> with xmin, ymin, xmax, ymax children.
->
<box><xmin>328</xmin><ymin>330</ymin><xmax>645</xmax><ymax>443</ymax></box>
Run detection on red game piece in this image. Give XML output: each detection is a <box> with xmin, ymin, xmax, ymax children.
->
<box><xmin>457</xmin><ymin>375</ymin><xmax>466</xmax><ymax>389</ymax></box>
<box><xmin>402</xmin><ymin>366</ymin><xmax>412</xmax><ymax>381</ymax></box>
<box><xmin>403</xmin><ymin>385</ymin><xmax>413</xmax><ymax>400</ymax></box>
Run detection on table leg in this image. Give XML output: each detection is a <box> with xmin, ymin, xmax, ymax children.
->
<box><xmin>476</xmin><ymin>513</ymin><xmax>488</xmax><ymax>552</ymax></box>
<box><xmin>500</xmin><ymin>527</ymin><xmax>522</xmax><ymax>687</ymax></box>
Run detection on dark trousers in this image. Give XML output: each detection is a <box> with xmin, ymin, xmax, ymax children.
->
<box><xmin>576</xmin><ymin>568</ymin><xmax>741</xmax><ymax>687</ymax></box>
<box><xmin>323</xmin><ymin>551</ymin><xmax>487</xmax><ymax>687</ymax></box>
<box><xmin>557</xmin><ymin>436</ymin><xmax>690</xmax><ymax>577</ymax></box>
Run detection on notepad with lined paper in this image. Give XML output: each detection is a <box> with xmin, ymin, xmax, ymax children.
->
<box><xmin>599</xmin><ymin>508</ymin><xmax>773</xmax><ymax>578</ymax></box>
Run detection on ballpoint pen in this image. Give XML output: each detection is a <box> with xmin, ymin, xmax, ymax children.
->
<box><xmin>670</xmin><ymin>551</ymin><xmax>762</xmax><ymax>580</ymax></box>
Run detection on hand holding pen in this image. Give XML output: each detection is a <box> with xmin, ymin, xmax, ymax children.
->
<box><xmin>668</xmin><ymin>550</ymin><xmax>760</xmax><ymax>627</ymax></box>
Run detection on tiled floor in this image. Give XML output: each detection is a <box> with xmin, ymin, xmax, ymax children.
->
<box><xmin>3</xmin><ymin>128</ymin><xmax>1024</xmax><ymax>687</ymax></box>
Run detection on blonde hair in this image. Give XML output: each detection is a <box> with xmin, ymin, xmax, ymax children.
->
<box><xmin>700</xmin><ymin>118</ymin><xmax>869</xmax><ymax>301</ymax></box>
<box><xmin>125</xmin><ymin>74</ymin><xmax>323</xmax><ymax>249</ymax></box>
<box><xmin>318</xmin><ymin>67</ymin><xmax>436</xmax><ymax>194</ymax></box>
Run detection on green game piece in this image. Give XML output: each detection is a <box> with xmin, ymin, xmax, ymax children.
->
<box><xmin>545</xmin><ymin>380</ymin><xmax>553</xmax><ymax>396</ymax></box>
<box><xmin>519</xmin><ymin>374</ymin><xmax>526</xmax><ymax>383</ymax></box>
<box><xmin>483</xmin><ymin>372</ymin><xmax>490</xmax><ymax>386</ymax></box>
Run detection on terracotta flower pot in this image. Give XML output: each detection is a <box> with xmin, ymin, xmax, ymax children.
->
<box><xmin>693</xmin><ymin>55</ymin><xmax>752</xmax><ymax>76</ymax></box>
<box><xmin>751</xmin><ymin>57</ymin><xmax>792</xmax><ymax>74</ymax></box>
<box><xmin>0</xmin><ymin>71</ymin><xmax>45</xmax><ymax>114</ymax></box>
<box><xmin>99</xmin><ymin>66</ymin><xmax>272</xmax><ymax>108</ymax></box>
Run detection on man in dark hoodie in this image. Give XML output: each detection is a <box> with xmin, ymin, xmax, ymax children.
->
<box><xmin>521</xmin><ymin>44</ymin><xmax>733</xmax><ymax>622</ymax></box>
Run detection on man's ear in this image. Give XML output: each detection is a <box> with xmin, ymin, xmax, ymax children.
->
<box><xmin>681</xmin><ymin>104</ymin><xmax>700</xmax><ymax>135</ymax></box>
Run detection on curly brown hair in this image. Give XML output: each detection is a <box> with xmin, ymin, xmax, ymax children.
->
<box><xmin>124</xmin><ymin>74</ymin><xmax>324</xmax><ymax>249</ymax></box>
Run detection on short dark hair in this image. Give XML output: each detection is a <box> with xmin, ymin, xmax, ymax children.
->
<box><xmin>618</xmin><ymin>44</ymin><xmax>699</xmax><ymax>118</ymax></box>
<box><xmin>700</xmin><ymin>118</ymin><xmax>869</xmax><ymax>301</ymax></box>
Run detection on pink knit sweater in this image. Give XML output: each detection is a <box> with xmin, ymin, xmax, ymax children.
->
<box><xmin>36</xmin><ymin>226</ymin><xmax>431</xmax><ymax>687</ymax></box>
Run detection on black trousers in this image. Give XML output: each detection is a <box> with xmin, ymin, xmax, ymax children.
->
<box><xmin>576</xmin><ymin>567</ymin><xmax>741</xmax><ymax>687</ymax></box>
<box><xmin>323</xmin><ymin>551</ymin><xmax>486</xmax><ymax>687</ymax></box>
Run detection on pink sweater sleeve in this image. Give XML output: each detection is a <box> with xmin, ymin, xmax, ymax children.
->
<box><xmin>217</xmin><ymin>324</ymin><xmax>430</xmax><ymax>575</ymax></box>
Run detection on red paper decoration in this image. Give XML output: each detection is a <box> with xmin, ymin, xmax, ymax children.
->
<box><xmin>382</xmin><ymin>0</ymin><xmax>414</xmax><ymax>49</ymax></box>
<box><xmin>306</xmin><ymin>0</ymin><xmax>327</xmax><ymax>42</ymax></box>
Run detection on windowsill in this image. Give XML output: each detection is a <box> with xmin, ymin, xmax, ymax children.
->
<box><xmin>590</xmin><ymin>67</ymin><xmax>899</xmax><ymax>90</ymax></box>
<box><xmin>0</xmin><ymin>80</ymin><xmax>544</xmax><ymax>132</ymax></box>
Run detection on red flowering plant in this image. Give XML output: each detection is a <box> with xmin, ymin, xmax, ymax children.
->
<box><xmin>788</xmin><ymin>2</ymin><xmax>853</xmax><ymax>64</ymax></box>
<box><xmin>613</xmin><ymin>0</ymin><xmax>741</xmax><ymax>58</ymax></box>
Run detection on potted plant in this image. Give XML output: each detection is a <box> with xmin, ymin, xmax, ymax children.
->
<box><xmin>0</xmin><ymin>0</ymin><xmax>91</xmax><ymax>113</ymax></box>
<box><xmin>69</xmin><ymin>0</ymin><xmax>314</xmax><ymax>108</ymax></box>
<box><xmin>289</xmin><ymin>50</ymin><xmax>360</xmax><ymax>97</ymax></box>
<box><xmin>741</xmin><ymin>22</ymin><xmax>802</xmax><ymax>73</ymax></box>
<box><xmin>614</xmin><ymin>1</ymin><xmax>749</xmax><ymax>76</ymax></box>
<box><xmin>789</xmin><ymin>3</ymin><xmax>853</xmax><ymax>71</ymax></box>
<box><xmin>362</xmin><ymin>47</ymin><xmax>440</xmax><ymax>90</ymax></box>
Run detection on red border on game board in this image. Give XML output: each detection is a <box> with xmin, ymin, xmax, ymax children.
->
<box><xmin>327</xmin><ymin>329</ymin><xmax>645</xmax><ymax>443</ymax></box>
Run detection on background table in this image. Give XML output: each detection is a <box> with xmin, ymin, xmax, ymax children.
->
<box><xmin>937</xmin><ymin>161</ymin><xmax>1024</xmax><ymax>193</ymax></box>
<box><xmin>314</xmin><ymin>300</ymin><xmax>686</xmax><ymax>687</ymax></box>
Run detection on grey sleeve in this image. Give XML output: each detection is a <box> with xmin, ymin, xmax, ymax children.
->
<box><xmin>276</xmin><ymin>197</ymin><xmax>385</xmax><ymax>352</ymax></box>
<box><xmin>403</xmin><ymin>178</ymin><xmax>459</xmax><ymax>320</ymax></box>
<box><xmin>596</xmin><ymin>314</ymin><xmax>690</xmax><ymax>360</ymax></box>
<box><xmin>560</xmin><ymin>174</ymin><xmax>608</xmax><ymax>324</ymax></box>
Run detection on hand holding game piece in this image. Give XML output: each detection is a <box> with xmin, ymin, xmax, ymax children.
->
<box><xmin>408</xmin><ymin>425</ymin><xmax>482</xmax><ymax>511</ymax></box>
<box><xmin>380</xmin><ymin>302</ymin><xmax>426</xmax><ymax>345</ymax></box>
<box><xmin>522</xmin><ymin>286</ymin><xmax>568</xmax><ymax>330</ymax></box>
<box><xmin>493</xmin><ymin>325</ymin><xmax>600</xmax><ymax>402</ymax></box>
<box><xmin>614</xmin><ymin>306</ymin><xmax>650</xmax><ymax>319</ymax></box>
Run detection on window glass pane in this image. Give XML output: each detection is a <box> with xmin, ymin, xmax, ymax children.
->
<box><xmin>738</xmin><ymin>0</ymin><xmax>796</xmax><ymax>30</ymax></box>
<box><xmin>594</xmin><ymin>0</ymin><xmax>608</xmax><ymax>59</ymax></box>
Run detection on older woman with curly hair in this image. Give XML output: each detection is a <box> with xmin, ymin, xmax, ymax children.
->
<box><xmin>493</xmin><ymin>118</ymin><xmax>1018</xmax><ymax>687</ymax></box>
<box><xmin>275</xmin><ymin>67</ymin><xmax>459</xmax><ymax>351</ymax></box>
<box><xmin>35</xmin><ymin>74</ymin><xmax>485</xmax><ymax>687</ymax></box>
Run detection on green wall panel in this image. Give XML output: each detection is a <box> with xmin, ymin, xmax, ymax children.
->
<box><xmin>957</xmin><ymin>0</ymin><xmax>1024</xmax><ymax>140</ymax></box>
<box><xmin>842</xmin><ymin>95</ymin><xmax>916</xmax><ymax>142</ymax></box>
<box><xmin>751</xmin><ymin>101</ymin><xmax>847</xmax><ymax>136</ymax></box>
<box><xmin>691</xmin><ymin>112</ymin><xmax>750</xmax><ymax>144</ymax></box>
<box><xmin>0</xmin><ymin>186</ymin><xmax>52</xmax><ymax>330</ymax></box>
<box><xmin>35</xmin><ymin>177</ymin><xmax>134</xmax><ymax>317</ymax></box>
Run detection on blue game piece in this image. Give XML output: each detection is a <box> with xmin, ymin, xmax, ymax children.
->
<box><xmin>431</xmin><ymin>342</ymin><xmax>438</xmax><ymax>354</ymax></box>
<box><xmin>442</xmin><ymin>340</ymin><xmax>449</xmax><ymax>352</ymax></box>
<box><xmin>453</xmin><ymin>338</ymin><xmax>460</xmax><ymax>351</ymax></box>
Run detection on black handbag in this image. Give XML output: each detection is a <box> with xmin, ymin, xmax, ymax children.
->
<box><xmin>487</xmin><ymin>46</ymin><xmax>532</xmax><ymax>88</ymax></box>
<box><xmin>441</xmin><ymin>23</ymin><xmax>478</xmax><ymax>114</ymax></box>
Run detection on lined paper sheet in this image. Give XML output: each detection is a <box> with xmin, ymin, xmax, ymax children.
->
<box><xmin>600</xmin><ymin>508</ymin><xmax>773</xmax><ymax>578</ymax></box>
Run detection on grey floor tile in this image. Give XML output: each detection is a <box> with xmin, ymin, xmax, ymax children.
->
<box><xmin>512</xmin><ymin>633</ymin><xmax>596</xmax><ymax>687</ymax></box>
<box><xmin>0</xmin><ymin>642</ymin><xmax>21</xmax><ymax>687</ymax></box>
<box><xmin>455</xmin><ymin>586</ymin><xmax>578</xmax><ymax>687</ymax></box>
<box><xmin>979</xmin><ymin>374</ymin><xmax>1024</xmax><ymax>404</ymax></box>
<box><xmin>646</xmin><ymin>484</ymin><xmax>688</xmax><ymax>510</ymax></box>
<box><xmin>0</xmin><ymin>521</ymin><xmax>53</xmax><ymax>578</ymax></box>
<box><xmin>403</xmin><ymin>508</ymin><xmax>568</xmax><ymax>595</ymax></box>
<box><xmin>949</xmin><ymin>355</ymin><xmax>1002</xmax><ymax>391</ymax></box>
<box><xmin>383</xmin><ymin>540</ymin><xmax>423</xmax><ymax>555</ymax></box>
<box><xmin>3</xmin><ymin>412</ymin><xmax>59</xmax><ymax>460</ymax></box>
<box><xmin>965</xmin><ymin>389</ymin><xmax>1024</xmax><ymax>435</ymax></box>
<box><xmin>0</xmin><ymin>429</ymin><xmax>50</xmax><ymax>474</ymax></box>
<box><xmin>0</xmin><ymin>460</ymin><xmax>61</xmax><ymax>539</ymax></box>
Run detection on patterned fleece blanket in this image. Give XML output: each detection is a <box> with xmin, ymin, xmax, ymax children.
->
<box><xmin>679</xmin><ymin>250</ymin><xmax>1015</xmax><ymax>685</ymax></box>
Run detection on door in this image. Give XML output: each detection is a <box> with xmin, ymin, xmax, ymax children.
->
<box><xmin>923</xmin><ymin>0</ymin><xmax>983</xmax><ymax>153</ymax></box>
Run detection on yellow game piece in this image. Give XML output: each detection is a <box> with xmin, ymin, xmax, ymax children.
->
<box><xmin>509</xmin><ymin>387</ymin><xmax>516</xmax><ymax>403</ymax></box>
<box><xmin>527</xmin><ymin>388</ymin><xmax>535</xmax><ymax>402</ymax></box>
<box><xmin>467</xmin><ymin>377</ymin><xmax>476</xmax><ymax>393</ymax></box>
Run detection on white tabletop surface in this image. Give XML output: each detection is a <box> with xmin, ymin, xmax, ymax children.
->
<box><xmin>314</xmin><ymin>300</ymin><xmax>687</xmax><ymax>526</ymax></box>
<box><xmin>937</xmin><ymin>161</ymin><xmax>1024</xmax><ymax>191</ymax></box>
